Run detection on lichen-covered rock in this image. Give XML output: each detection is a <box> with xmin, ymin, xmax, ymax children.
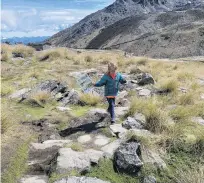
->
<box><xmin>137</xmin><ymin>73</ymin><xmax>155</xmax><ymax>86</ymax></box>
<box><xmin>143</xmin><ymin>175</ymin><xmax>157</xmax><ymax>183</ymax></box>
<box><xmin>20</xmin><ymin>175</ymin><xmax>48</xmax><ymax>183</ymax></box>
<box><xmin>56</xmin><ymin>148</ymin><xmax>104</xmax><ymax>174</ymax></box>
<box><xmin>122</xmin><ymin>117</ymin><xmax>144</xmax><ymax>129</ymax></box>
<box><xmin>114</xmin><ymin>141</ymin><xmax>143</xmax><ymax>175</ymax></box>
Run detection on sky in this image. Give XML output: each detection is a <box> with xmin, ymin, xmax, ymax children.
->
<box><xmin>1</xmin><ymin>0</ymin><xmax>115</xmax><ymax>38</ymax></box>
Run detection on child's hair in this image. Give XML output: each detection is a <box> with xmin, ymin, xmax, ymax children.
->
<box><xmin>107</xmin><ymin>62</ymin><xmax>117</xmax><ymax>73</ymax></box>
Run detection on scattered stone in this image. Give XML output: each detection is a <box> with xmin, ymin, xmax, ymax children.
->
<box><xmin>122</xmin><ymin>117</ymin><xmax>144</xmax><ymax>129</ymax></box>
<box><xmin>179</xmin><ymin>87</ymin><xmax>187</xmax><ymax>93</ymax></box>
<box><xmin>53</xmin><ymin>176</ymin><xmax>110</xmax><ymax>183</ymax></box>
<box><xmin>116</xmin><ymin>91</ymin><xmax>128</xmax><ymax>106</ymax></box>
<box><xmin>56</xmin><ymin>106</ymin><xmax>71</xmax><ymax>112</ymax></box>
<box><xmin>135</xmin><ymin>87</ymin><xmax>143</xmax><ymax>91</ymax></box>
<box><xmin>42</xmin><ymin>140</ymin><xmax>72</xmax><ymax>146</ymax></box>
<box><xmin>200</xmin><ymin>93</ymin><xmax>204</xmax><ymax>100</ymax></box>
<box><xmin>77</xmin><ymin>134</ymin><xmax>92</xmax><ymax>144</ymax></box>
<box><xmin>94</xmin><ymin>135</ymin><xmax>110</xmax><ymax>146</ymax></box>
<box><xmin>115</xmin><ymin>107</ymin><xmax>129</xmax><ymax>118</ymax></box>
<box><xmin>142</xmin><ymin>147</ymin><xmax>167</xmax><ymax>170</ymax></box>
<box><xmin>101</xmin><ymin>139</ymin><xmax>122</xmax><ymax>158</ymax></box>
<box><xmin>114</xmin><ymin>141</ymin><xmax>143</xmax><ymax>175</ymax></box>
<box><xmin>9</xmin><ymin>88</ymin><xmax>31</xmax><ymax>100</ymax></box>
<box><xmin>143</xmin><ymin>176</ymin><xmax>157</xmax><ymax>183</ymax></box>
<box><xmin>192</xmin><ymin>117</ymin><xmax>204</xmax><ymax>126</ymax></box>
<box><xmin>20</xmin><ymin>175</ymin><xmax>48</xmax><ymax>183</ymax></box>
<box><xmin>110</xmin><ymin>124</ymin><xmax>127</xmax><ymax>137</ymax></box>
<box><xmin>138</xmin><ymin>89</ymin><xmax>151</xmax><ymax>97</ymax></box>
<box><xmin>137</xmin><ymin>73</ymin><xmax>155</xmax><ymax>86</ymax></box>
<box><xmin>56</xmin><ymin>148</ymin><xmax>104</xmax><ymax>174</ymax></box>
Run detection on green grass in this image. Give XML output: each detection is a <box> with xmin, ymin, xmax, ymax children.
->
<box><xmin>49</xmin><ymin>171</ymin><xmax>79</xmax><ymax>183</ymax></box>
<box><xmin>87</xmin><ymin>159</ymin><xmax>140</xmax><ymax>183</ymax></box>
<box><xmin>71</xmin><ymin>105</ymin><xmax>92</xmax><ymax>117</ymax></box>
<box><xmin>1</xmin><ymin>138</ymin><xmax>32</xmax><ymax>183</ymax></box>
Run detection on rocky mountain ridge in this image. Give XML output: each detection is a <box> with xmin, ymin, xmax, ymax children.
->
<box><xmin>46</xmin><ymin>0</ymin><xmax>204</xmax><ymax>51</ymax></box>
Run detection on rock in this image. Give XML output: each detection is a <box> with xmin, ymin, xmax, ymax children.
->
<box><xmin>143</xmin><ymin>176</ymin><xmax>157</xmax><ymax>183</ymax></box>
<box><xmin>56</xmin><ymin>148</ymin><xmax>104</xmax><ymax>174</ymax></box>
<box><xmin>34</xmin><ymin>80</ymin><xmax>67</xmax><ymax>95</ymax></box>
<box><xmin>115</xmin><ymin>107</ymin><xmax>129</xmax><ymax>118</ymax></box>
<box><xmin>56</xmin><ymin>106</ymin><xmax>71</xmax><ymax>112</ymax></box>
<box><xmin>142</xmin><ymin>147</ymin><xmax>167</xmax><ymax>170</ymax></box>
<box><xmin>137</xmin><ymin>73</ymin><xmax>155</xmax><ymax>86</ymax></box>
<box><xmin>101</xmin><ymin>139</ymin><xmax>122</xmax><ymax>158</ymax></box>
<box><xmin>114</xmin><ymin>141</ymin><xmax>143</xmax><ymax>175</ymax></box>
<box><xmin>54</xmin><ymin>176</ymin><xmax>110</xmax><ymax>183</ymax></box>
<box><xmin>61</xmin><ymin>89</ymin><xmax>80</xmax><ymax>105</ymax></box>
<box><xmin>138</xmin><ymin>89</ymin><xmax>151</xmax><ymax>97</ymax></box>
<box><xmin>9</xmin><ymin>88</ymin><xmax>31</xmax><ymax>100</ymax></box>
<box><xmin>122</xmin><ymin>117</ymin><xmax>144</xmax><ymax>130</ymax></box>
<box><xmin>20</xmin><ymin>175</ymin><xmax>48</xmax><ymax>183</ymax></box>
<box><xmin>28</xmin><ymin>140</ymin><xmax>72</xmax><ymax>174</ymax></box>
<box><xmin>192</xmin><ymin>117</ymin><xmax>204</xmax><ymax>126</ymax></box>
<box><xmin>77</xmin><ymin>134</ymin><xmax>92</xmax><ymax>144</ymax></box>
<box><xmin>110</xmin><ymin>124</ymin><xmax>127</xmax><ymax>137</ymax></box>
<box><xmin>200</xmin><ymin>93</ymin><xmax>204</xmax><ymax>100</ymax></box>
<box><xmin>116</xmin><ymin>91</ymin><xmax>128</xmax><ymax>106</ymax></box>
<box><xmin>94</xmin><ymin>135</ymin><xmax>110</xmax><ymax>146</ymax></box>
<box><xmin>134</xmin><ymin>113</ymin><xmax>146</xmax><ymax>125</ymax></box>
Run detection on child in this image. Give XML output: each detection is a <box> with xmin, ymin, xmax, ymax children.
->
<box><xmin>94</xmin><ymin>62</ymin><xmax>126</xmax><ymax>124</ymax></box>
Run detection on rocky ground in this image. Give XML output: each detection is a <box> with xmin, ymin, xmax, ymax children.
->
<box><xmin>1</xmin><ymin>44</ymin><xmax>204</xmax><ymax>183</ymax></box>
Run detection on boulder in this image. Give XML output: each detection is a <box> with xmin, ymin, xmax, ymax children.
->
<box><xmin>116</xmin><ymin>91</ymin><xmax>129</xmax><ymax>106</ymax></box>
<box><xmin>12</xmin><ymin>52</ymin><xmax>24</xmax><ymax>58</ymax></box>
<box><xmin>19</xmin><ymin>175</ymin><xmax>48</xmax><ymax>183</ymax></box>
<box><xmin>134</xmin><ymin>113</ymin><xmax>146</xmax><ymax>125</ymax></box>
<box><xmin>101</xmin><ymin>139</ymin><xmax>122</xmax><ymax>158</ymax></box>
<box><xmin>54</xmin><ymin>176</ymin><xmax>110</xmax><ymax>183</ymax></box>
<box><xmin>122</xmin><ymin>117</ymin><xmax>144</xmax><ymax>130</ymax></box>
<box><xmin>61</xmin><ymin>89</ymin><xmax>80</xmax><ymax>106</ymax></box>
<box><xmin>28</xmin><ymin>140</ymin><xmax>72</xmax><ymax>174</ymax></box>
<box><xmin>137</xmin><ymin>73</ymin><xmax>155</xmax><ymax>86</ymax></box>
<box><xmin>114</xmin><ymin>141</ymin><xmax>143</xmax><ymax>175</ymax></box>
<box><xmin>56</xmin><ymin>148</ymin><xmax>104</xmax><ymax>174</ymax></box>
<box><xmin>143</xmin><ymin>176</ymin><xmax>157</xmax><ymax>183</ymax></box>
<box><xmin>115</xmin><ymin>107</ymin><xmax>129</xmax><ymax>118</ymax></box>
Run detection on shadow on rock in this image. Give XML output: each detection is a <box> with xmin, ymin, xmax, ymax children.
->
<box><xmin>59</xmin><ymin>121</ymin><xmax>106</xmax><ymax>137</ymax></box>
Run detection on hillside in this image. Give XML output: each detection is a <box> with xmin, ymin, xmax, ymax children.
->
<box><xmin>87</xmin><ymin>8</ymin><xmax>204</xmax><ymax>58</ymax></box>
<box><xmin>1</xmin><ymin>44</ymin><xmax>204</xmax><ymax>183</ymax></box>
<box><xmin>46</xmin><ymin>0</ymin><xmax>203</xmax><ymax>52</ymax></box>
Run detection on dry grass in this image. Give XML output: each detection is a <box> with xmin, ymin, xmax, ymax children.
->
<box><xmin>160</xmin><ymin>79</ymin><xmax>179</xmax><ymax>93</ymax></box>
<box><xmin>80</xmin><ymin>93</ymin><xmax>102</xmax><ymax>106</ymax></box>
<box><xmin>178</xmin><ymin>93</ymin><xmax>195</xmax><ymax>105</ymax></box>
<box><xmin>12</xmin><ymin>44</ymin><xmax>35</xmax><ymax>58</ymax></box>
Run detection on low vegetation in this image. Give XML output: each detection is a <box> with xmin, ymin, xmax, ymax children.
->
<box><xmin>80</xmin><ymin>93</ymin><xmax>102</xmax><ymax>106</ymax></box>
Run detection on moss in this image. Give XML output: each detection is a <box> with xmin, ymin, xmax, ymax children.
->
<box><xmin>87</xmin><ymin>159</ymin><xmax>140</xmax><ymax>183</ymax></box>
<box><xmin>1</xmin><ymin>138</ymin><xmax>33</xmax><ymax>183</ymax></box>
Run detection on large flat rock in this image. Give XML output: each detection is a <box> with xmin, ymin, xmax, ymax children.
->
<box><xmin>54</xmin><ymin>176</ymin><xmax>110</xmax><ymax>183</ymax></box>
<box><xmin>20</xmin><ymin>175</ymin><xmax>48</xmax><ymax>183</ymax></box>
<box><xmin>56</xmin><ymin>148</ymin><xmax>104</xmax><ymax>174</ymax></box>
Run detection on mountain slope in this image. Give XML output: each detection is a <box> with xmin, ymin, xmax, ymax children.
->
<box><xmin>46</xmin><ymin>0</ymin><xmax>203</xmax><ymax>48</ymax></box>
<box><xmin>86</xmin><ymin>8</ymin><xmax>204</xmax><ymax>58</ymax></box>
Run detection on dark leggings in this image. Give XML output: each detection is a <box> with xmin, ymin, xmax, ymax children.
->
<box><xmin>107</xmin><ymin>98</ymin><xmax>115</xmax><ymax>121</ymax></box>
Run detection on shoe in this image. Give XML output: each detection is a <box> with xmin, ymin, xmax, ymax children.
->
<box><xmin>111</xmin><ymin>120</ymin><xmax>115</xmax><ymax>124</ymax></box>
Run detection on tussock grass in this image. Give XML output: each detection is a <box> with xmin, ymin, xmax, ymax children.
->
<box><xmin>177</xmin><ymin>72</ymin><xmax>194</xmax><ymax>82</ymax></box>
<box><xmin>126</xmin><ymin>97</ymin><xmax>145</xmax><ymax>116</ymax></box>
<box><xmin>169</xmin><ymin>106</ymin><xmax>192</xmax><ymax>122</ymax></box>
<box><xmin>129</xmin><ymin>66</ymin><xmax>143</xmax><ymax>75</ymax></box>
<box><xmin>178</xmin><ymin>93</ymin><xmax>195</xmax><ymax>105</ymax></box>
<box><xmin>12</xmin><ymin>44</ymin><xmax>35</xmax><ymax>58</ymax></box>
<box><xmin>1</xmin><ymin>138</ymin><xmax>32</xmax><ymax>183</ymax></box>
<box><xmin>1</xmin><ymin>111</ymin><xmax>16</xmax><ymax>134</ymax></box>
<box><xmin>1</xmin><ymin>83</ymin><xmax>15</xmax><ymax>96</ymax></box>
<box><xmin>160</xmin><ymin>79</ymin><xmax>179</xmax><ymax>93</ymax></box>
<box><xmin>1</xmin><ymin>53</ymin><xmax>9</xmax><ymax>62</ymax></box>
<box><xmin>84</xmin><ymin>55</ymin><xmax>93</xmax><ymax>63</ymax></box>
<box><xmin>80</xmin><ymin>93</ymin><xmax>102</xmax><ymax>106</ymax></box>
<box><xmin>38</xmin><ymin>48</ymin><xmax>68</xmax><ymax>61</ymax></box>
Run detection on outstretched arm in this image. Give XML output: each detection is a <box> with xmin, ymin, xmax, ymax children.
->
<box><xmin>119</xmin><ymin>74</ymin><xmax>127</xmax><ymax>84</ymax></box>
<box><xmin>94</xmin><ymin>75</ymin><xmax>107</xmax><ymax>87</ymax></box>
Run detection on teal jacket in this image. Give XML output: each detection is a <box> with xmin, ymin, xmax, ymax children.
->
<box><xmin>94</xmin><ymin>73</ymin><xmax>126</xmax><ymax>96</ymax></box>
